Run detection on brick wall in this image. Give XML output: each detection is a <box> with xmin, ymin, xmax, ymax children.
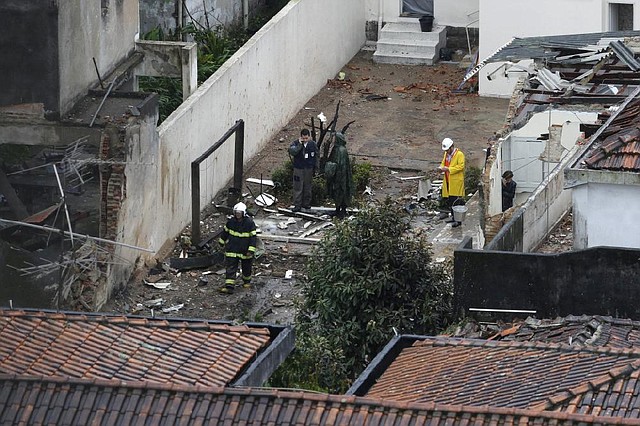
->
<box><xmin>99</xmin><ymin>126</ymin><xmax>127</xmax><ymax>243</ymax></box>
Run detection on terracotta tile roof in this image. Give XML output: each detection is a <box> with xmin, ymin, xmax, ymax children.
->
<box><xmin>365</xmin><ymin>337</ymin><xmax>640</xmax><ymax>418</ymax></box>
<box><xmin>0</xmin><ymin>309</ymin><xmax>271</xmax><ymax>387</ymax></box>
<box><xmin>3</xmin><ymin>374</ymin><xmax>640</xmax><ymax>425</ymax></box>
<box><xmin>583</xmin><ymin>99</ymin><xmax>640</xmax><ymax>171</ymax></box>
<box><xmin>494</xmin><ymin>315</ymin><xmax>640</xmax><ymax>348</ymax></box>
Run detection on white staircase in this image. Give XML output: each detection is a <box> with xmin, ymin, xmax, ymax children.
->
<box><xmin>373</xmin><ymin>22</ymin><xmax>447</xmax><ymax>65</ymax></box>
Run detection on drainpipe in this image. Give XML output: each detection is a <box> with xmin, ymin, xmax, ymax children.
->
<box><xmin>178</xmin><ymin>0</ymin><xmax>184</xmax><ymax>41</ymax></box>
<box><xmin>377</xmin><ymin>0</ymin><xmax>383</xmax><ymax>41</ymax></box>
<box><xmin>243</xmin><ymin>0</ymin><xmax>249</xmax><ymax>30</ymax></box>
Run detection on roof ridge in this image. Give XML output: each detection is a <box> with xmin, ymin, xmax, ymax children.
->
<box><xmin>529</xmin><ymin>358</ymin><xmax>640</xmax><ymax>411</ymax></box>
<box><xmin>0</xmin><ymin>309</ymin><xmax>269</xmax><ymax>335</ymax></box>
<box><xmin>415</xmin><ymin>336</ymin><xmax>640</xmax><ymax>356</ymax></box>
<box><xmin>4</xmin><ymin>374</ymin><xmax>640</xmax><ymax>425</ymax></box>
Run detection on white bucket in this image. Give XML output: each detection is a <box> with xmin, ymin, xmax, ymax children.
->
<box><xmin>452</xmin><ymin>205</ymin><xmax>468</xmax><ymax>222</ymax></box>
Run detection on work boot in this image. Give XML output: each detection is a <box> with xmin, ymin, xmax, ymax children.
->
<box><xmin>218</xmin><ymin>285</ymin><xmax>234</xmax><ymax>294</ymax></box>
<box><xmin>243</xmin><ymin>281</ymin><xmax>252</xmax><ymax>289</ymax></box>
<box><xmin>437</xmin><ymin>212</ymin><xmax>449</xmax><ymax>220</ymax></box>
<box><xmin>292</xmin><ymin>206</ymin><xmax>302</xmax><ymax>212</ymax></box>
<box><xmin>451</xmin><ymin>221</ymin><xmax>462</xmax><ymax>228</ymax></box>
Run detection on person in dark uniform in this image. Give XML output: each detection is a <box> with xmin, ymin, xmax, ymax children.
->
<box><xmin>218</xmin><ymin>202</ymin><xmax>257</xmax><ymax>294</ymax></box>
<box><xmin>502</xmin><ymin>170</ymin><xmax>517</xmax><ymax>212</ymax></box>
<box><xmin>288</xmin><ymin>129</ymin><xmax>317</xmax><ymax>212</ymax></box>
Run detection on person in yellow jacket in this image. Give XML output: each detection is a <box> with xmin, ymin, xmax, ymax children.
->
<box><xmin>437</xmin><ymin>137</ymin><xmax>465</xmax><ymax>228</ymax></box>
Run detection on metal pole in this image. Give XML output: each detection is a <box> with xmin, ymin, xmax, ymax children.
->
<box><xmin>233</xmin><ymin>119</ymin><xmax>245</xmax><ymax>194</ymax></box>
<box><xmin>191</xmin><ymin>161</ymin><xmax>201</xmax><ymax>245</ymax></box>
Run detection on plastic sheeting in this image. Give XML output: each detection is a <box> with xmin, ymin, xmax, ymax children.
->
<box><xmin>402</xmin><ymin>0</ymin><xmax>433</xmax><ymax>16</ymax></box>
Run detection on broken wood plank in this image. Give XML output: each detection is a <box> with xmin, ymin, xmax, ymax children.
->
<box><xmin>246</xmin><ymin>177</ymin><xmax>275</xmax><ymax>187</ymax></box>
<box><xmin>277</xmin><ymin>207</ymin><xmax>327</xmax><ymax>221</ymax></box>
<box><xmin>169</xmin><ymin>252</ymin><xmax>224</xmax><ymax>271</ymax></box>
<box><xmin>258</xmin><ymin>234</ymin><xmax>320</xmax><ymax>244</ymax></box>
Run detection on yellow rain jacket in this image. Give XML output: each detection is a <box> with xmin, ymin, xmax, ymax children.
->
<box><xmin>440</xmin><ymin>148</ymin><xmax>465</xmax><ymax>197</ymax></box>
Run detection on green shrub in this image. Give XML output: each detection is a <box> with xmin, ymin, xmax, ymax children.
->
<box><xmin>311</xmin><ymin>175</ymin><xmax>327</xmax><ymax>206</ymax></box>
<box><xmin>351</xmin><ymin>161</ymin><xmax>372</xmax><ymax>193</ymax></box>
<box><xmin>271</xmin><ymin>161</ymin><xmax>293</xmax><ymax>196</ymax></box>
<box><xmin>464</xmin><ymin>165</ymin><xmax>482</xmax><ymax>199</ymax></box>
<box><xmin>272</xmin><ymin>199</ymin><xmax>454</xmax><ymax>392</ymax></box>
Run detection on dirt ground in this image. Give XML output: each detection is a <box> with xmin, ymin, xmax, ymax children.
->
<box><xmin>103</xmin><ymin>51</ymin><xmax>510</xmax><ymax>323</ymax></box>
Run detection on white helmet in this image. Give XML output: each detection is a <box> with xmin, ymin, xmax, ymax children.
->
<box><xmin>233</xmin><ymin>202</ymin><xmax>247</xmax><ymax>215</ymax></box>
<box><xmin>442</xmin><ymin>138</ymin><xmax>454</xmax><ymax>151</ymax></box>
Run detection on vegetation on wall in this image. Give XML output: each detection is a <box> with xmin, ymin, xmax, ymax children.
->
<box><xmin>268</xmin><ymin>199</ymin><xmax>454</xmax><ymax>392</ymax></box>
<box><xmin>139</xmin><ymin>1</ymin><xmax>289</xmax><ymax>123</ymax></box>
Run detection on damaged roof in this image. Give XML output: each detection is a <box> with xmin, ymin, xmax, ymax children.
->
<box><xmin>0</xmin><ymin>309</ymin><xmax>272</xmax><ymax>387</ymax></box>
<box><xmin>581</xmin><ymin>98</ymin><xmax>640</xmax><ymax>171</ymax></box>
<box><xmin>357</xmin><ymin>336</ymin><xmax>640</xmax><ymax>419</ymax></box>
<box><xmin>485</xmin><ymin>315</ymin><xmax>640</xmax><ymax>348</ymax></box>
<box><xmin>2</xmin><ymin>374</ymin><xmax>640</xmax><ymax>425</ymax></box>
<box><xmin>466</xmin><ymin>31</ymin><xmax>640</xmax><ymax>83</ymax></box>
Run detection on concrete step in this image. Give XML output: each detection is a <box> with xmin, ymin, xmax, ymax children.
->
<box><xmin>380</xmin><ymin>22</ymin><xmax>445</xmax><ymax>43</ymax></box>
<box><xmin>374</xmin><ymin>21</ymin><xmax>447</xmax><ymax>66</ymax></box>
<box><xmin>372</xmin><ymin>51</ymin><xmax>438</xmax><ymax>65</ymax></box>
<box><xmin>375</xmin><ymin>39</ymin><xmax>439</xmax><ymax>55</ymax></box>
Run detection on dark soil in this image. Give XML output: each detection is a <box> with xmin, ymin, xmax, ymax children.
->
<box><xmin>103</xmin><ymin>51</ymin><xmax>509</xmax><ymax>323</ymax></box>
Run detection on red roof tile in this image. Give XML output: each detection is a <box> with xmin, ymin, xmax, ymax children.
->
<box><xmin>3</xmin><ymin>374</ymin><xmax>640</xmax><ymax>425</ymax></box>
<box><xmin>366</xmin><ymin>337</ymin><xmax>640</xmax><ymax>419</ymax></box>
<box><xmin>0</xmin><ymin>309</ymin><xmax>271</xmax><ymax>387</ymax></box>
<box><xmin>584</xmin><ymin>100</ymin><xmax>640</xmax><ymax>171</ymax></box>
<box><xmin>494</xmin><ymin>315</ymin><xmax>640</xmax><ymax>348</ymax></box>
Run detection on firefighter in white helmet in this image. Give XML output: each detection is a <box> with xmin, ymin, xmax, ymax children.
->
<box><xmin>218</xmin><ymin>202</ymin><xmax>257</xmax><ymax>293</ymax></box>
<box><xmin>437</xmin><ymin>137</ymin><xmax>466</xmax><ymax>228</ymax></box>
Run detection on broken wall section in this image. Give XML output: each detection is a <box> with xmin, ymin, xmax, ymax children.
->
<box><xmin>93</xmin><ymin>97</ymin><xmax>161</xmax><ymax>309</ymax></box>
<box><xmin>0</xmin><ymin>1</ymin><xmax>139</xmax><ymax>118</ymax></box>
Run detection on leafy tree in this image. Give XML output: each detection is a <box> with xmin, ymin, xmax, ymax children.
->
<box><xmin>270</xmin><ymin>198</ymin><xmax>453</xmax><ymax>392</ymax></box>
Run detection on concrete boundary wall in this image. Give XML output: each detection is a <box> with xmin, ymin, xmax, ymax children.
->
<box><xmin>454</xmin><ymin>236</ymin><xmax>640</xmax><ymax>319</ymax></box>
<box><xmin>486</xmin><ymin>145</ymin><xmax>577</xmax><ymax>252</ymax></box>
<box><xmin>145</xmin><ymin>0</ymin><xmax>365</xmax><ymax>253</ymax></box>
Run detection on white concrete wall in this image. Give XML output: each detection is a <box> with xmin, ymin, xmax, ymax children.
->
<box><xmin>58</xmin><ymin>0</ymin><xmax>138</xmax><ymax>115</ymax></box>
<box><xmin>573</xmin><ymin>182</ymin><xmax>640</xmax><ymax>249</ymax></box>
<box><xmin>435</xmin><ymin>0</ymin><xmax>479</xmax><ymax>27</ymax></box>
<box><xmin>516</xmin><ymin>145</ymin><xmax>579</xmax><ymax>252</ymax></box>
<box><xmin>511</xmin><ymin>111</ymin><xmax>597</xmax><ymax>147</ymax></box>
<box><xmin>366</xmin><ymin>0</ymin><xmax>478</xmax><ymax>27</ymax></box>
<box><xmin>489</xmin><ymin>110</ymin><xmax>597</xmax><ymax>215</ymax></box>
<box><xmin>143</xmin><ymin>0</ymin><xmax>365</xmax><ymax>253</ymax></box>
<box><xmin>478</xmin><ymin>0</ymin><xmax>640</xmax><ymax>97</ymax></box>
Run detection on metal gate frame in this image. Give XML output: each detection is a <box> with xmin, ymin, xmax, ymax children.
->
<box><xmin>191</xmin><ymin>119</ymin><xmax>244</xmax><ymax>244</ymax></box>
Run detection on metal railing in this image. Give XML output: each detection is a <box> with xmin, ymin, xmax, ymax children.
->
<box><xmin>191</xmin><ymin>119</ymin><xmax>245</xmax><ymax>244</ymax></box>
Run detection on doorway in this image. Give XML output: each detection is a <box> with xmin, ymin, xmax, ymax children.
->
<box><xmin>401</xmin><ymin>0</ymin><xmax>433</xmax><ymax>17</ymax></box>
<box><xmin>610</xmin><ymin>3</ymin><xmax>634</xmax><ymax>31</ymax></box>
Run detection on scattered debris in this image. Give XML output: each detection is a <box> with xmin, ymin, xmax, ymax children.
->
<box><xmin>284</xmin><ymin>270</ymin><xmax>293</xmax><ymax>279</ymax></box>
<box><xmin>144</xmin><ymin>280</ymin><xmax>171</xmax><ymax>289</ymax></box>
<box><xmin>161</xmin><ymin>303</ymin><xmax>185</xmax><ymax>313</ymax></box>
<box><xmin>169</xmin><ymin>252</ymin><xmax>224</xmax><ymax>271</ymax></box>
<box><xmin>365</xmin><ymin>94</ymin><xmax>388</xmax><ymax>101</ymax></box>
<box><xmin>143</xmin><ymin>298</ymin><xmax>164</xmax><ymax>308</ymax></box>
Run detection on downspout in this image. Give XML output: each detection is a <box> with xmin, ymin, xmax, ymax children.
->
<box><xmin>178</xmin><ymin>0</ymin><xmax>184</xmax><ymax>41</ymax></box>
<box><xmin>377</xmin><ymin>0</ymin><xmax>383</xmax><ymax>41</ymax></box>
<box><xmin>243</xmin><ymin>0</ymin><xmax>249</xmax><ymax>31</ymax></box>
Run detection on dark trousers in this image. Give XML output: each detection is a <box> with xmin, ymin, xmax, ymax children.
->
<box><xmin>444</xmin><ymin>196</ymin><xmax>463</xmax><ymax>221</ymax></box>
<box><xmin>293</xmin><ymin>168</ymin><xmax>313</xmax><ymax>209</ymax></box>
<box><xmin>224</xmin><ymin>256</ymin><xmax>253</xmax><ymax>287</ymax></box>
